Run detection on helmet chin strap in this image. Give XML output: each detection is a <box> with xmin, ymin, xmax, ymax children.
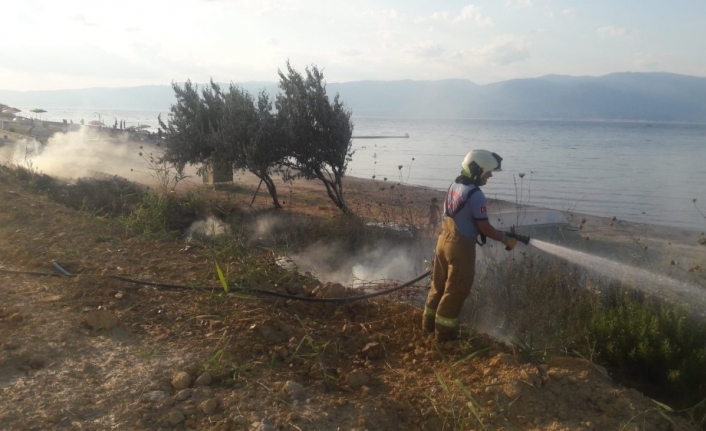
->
<box><xmin>469</xmin><ymin>161</ymin><xmax>484</xmax><ymax>185</ymax></box>
<box><xmin>456</xmin><ymin>163</ymin><xmax>484</xmax><ymax>186</ymax></box>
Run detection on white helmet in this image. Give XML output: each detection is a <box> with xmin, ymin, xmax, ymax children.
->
<box><xmin>461</xmin><ymin>150</ymin><xmax>503</xmax><ymax>181</ymax></box>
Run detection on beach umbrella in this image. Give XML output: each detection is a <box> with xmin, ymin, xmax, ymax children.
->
<box><xmin>30</xmin><ymin>108</ymin><xmax>47</xmax><ymax>119</ymax></box>
<box><xmin>1</xmin><ymin>107</ymin><xmax>21</xmax><ymax>117</ymax></box>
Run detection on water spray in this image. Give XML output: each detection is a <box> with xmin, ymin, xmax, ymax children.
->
<box><xmin>527</xmin><ymin>238</ymin><xmax>706</xmax><ymax>313</ymax></box>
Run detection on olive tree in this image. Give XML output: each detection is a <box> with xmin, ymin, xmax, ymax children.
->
<box><xmin>218</xmin><ymin>85</ymin><xmax>286</xmax><ymax>208</ymax></box>
<box><xmin>276</xmin><ymin>62</ymin><xmax>354</xmax><ymax>214</ymax></box>
<box><xmin>158</xmin><ymin>80</ymin><xmax>226</xmax><ymax>174</ymax></box>
<box><xmin>160</xmin><ymin>80</ymin><xmax>287</xmax><ymax>208</ymax></box>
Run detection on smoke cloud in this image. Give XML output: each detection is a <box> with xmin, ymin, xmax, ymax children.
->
<box><xmin>9</xmin><ymin>129</ymin><xmax>169</xmax><ymax>184</ymax></box>
<box><xmin>185</xmin><ymin>216</ymin><xmax>231</xmax><ymax>242</ymax></box>
<box><xmin>287</xmin><ymin>239</ymin><xmax>431</xmax><ymax>287</ymax></box>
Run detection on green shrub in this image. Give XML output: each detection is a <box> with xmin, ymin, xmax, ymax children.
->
<box><xmin>587</xmin><ymin>288</ymin><xmax>706</xmax><ymax>407</ymax></box>
<box><xmin>121</xmin><ymin>191</ymin><xmax>202</xmax><ymax>238</ymax></box>
<box><xmin>478</xmin><ymin>254</ymin><xmax>706</xmax><ymax>418</ymax></box>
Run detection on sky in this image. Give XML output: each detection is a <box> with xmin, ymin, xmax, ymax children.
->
<box><xmin>2</xmin><ymin>0</ymin><xmax>705</xmax><ymax>91</ymax></box>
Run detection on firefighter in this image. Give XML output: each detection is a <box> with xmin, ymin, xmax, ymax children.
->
<box><xmin>423</xmin><ymin>149</ymin><xmax>518</xmax><ymax>342</ymax></box>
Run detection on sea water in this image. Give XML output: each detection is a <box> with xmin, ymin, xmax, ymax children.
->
<box><xmin>13</xmin><ymin>108</ymin><xmax>706</xmax><ymax>231</ymax></box>
<box><xmin>348</xmin><ymin>118</ymin><xmax>706</xmax><ymax>231</ymax></box>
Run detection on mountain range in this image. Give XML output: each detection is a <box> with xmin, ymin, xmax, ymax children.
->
<box><xmin>2</xmin><ymin>72</ymin><xmax>706</xmax><ymax>122</ymax></box>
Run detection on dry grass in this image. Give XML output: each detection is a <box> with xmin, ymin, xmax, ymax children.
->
<box><xmin>0</xmin><ymin>159</ymin><xmax>699</xmax><ymax>430</ymax></box>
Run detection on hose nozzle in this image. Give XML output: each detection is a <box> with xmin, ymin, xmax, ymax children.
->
<box><xmin>506</xmin><ymin>227</ymin><xmax>531</xmax><ymax>245</ymax></box>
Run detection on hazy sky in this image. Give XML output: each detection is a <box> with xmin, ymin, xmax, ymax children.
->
<box><xmin>2</xmin><ymin>0</ymin><xmax>705</xmax><ymax>91</ymax></box>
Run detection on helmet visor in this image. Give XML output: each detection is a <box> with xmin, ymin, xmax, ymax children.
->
<box><xmin>491</xmin><ymin>152</ymin><xmax>503</xmax><ymax>171</ymax></box>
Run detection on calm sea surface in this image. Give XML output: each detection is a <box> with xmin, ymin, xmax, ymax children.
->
<box><xmin>19</xmin><ymin>107</ymin><xmax>706</xmax><ymax>231</ymax></box>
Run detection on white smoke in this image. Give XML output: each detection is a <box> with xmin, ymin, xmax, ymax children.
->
<box><xmin>254</xmin><ymin>213</ymin><xmax>287</xmax><ymax>238</ymax></box>
<box><xmin>9</xmin><ymin>129</ymin><xmax>165</xmax><ymax>184</ymax></box>
<box><xmin>185</xmin><ymin>217</ymin><xmax>231</xmax><ymax>242</ymax></box>
<box><xmin>288</xmin><ymin>239</ymin><xmax>432</xmax><ymax>287</ymax></box>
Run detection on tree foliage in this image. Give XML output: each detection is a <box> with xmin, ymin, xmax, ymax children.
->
<box><xmin>159</xmin><ymin>62</ymin><xmax>355</xmax><ymax>213</ymax></box>
<box><xmin>218</xmin><ymin>85</ymin><xmax>286</xmax><ymax>208</ymax></box>
<box><xmin>159</xmin><ymin>80</ymin><xmax>285</xmax><ymax>208</ymax></box>
<box><xmin>158</xmin><ymin>80</ymin><xmax>224</xmax><ymax>173</ymax></box>
<box><xmin>276</xmin><ymin>62</ymin><xmax>354</xmax><ymax>214</ymax></box>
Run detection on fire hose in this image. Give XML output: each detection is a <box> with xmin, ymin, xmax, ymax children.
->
<box><xmin>0</xmin><ymin>232</ymin><xmax>528</xmax><ymax>304</ymax></box>
<box><xmin>108</xmin><ymin>272</ymin><xmax>431</xmax><ymax>303</ymax></box>
<box><xmin>0</xmin><ymin>263</ymin><xmax>431</xmax><ymax>304</ymax></box>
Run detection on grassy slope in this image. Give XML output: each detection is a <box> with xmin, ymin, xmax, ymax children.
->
<box><xmin>0</xmin><ymin>159</ymin><xmax>697</xmax><ymax>430</ymax></box>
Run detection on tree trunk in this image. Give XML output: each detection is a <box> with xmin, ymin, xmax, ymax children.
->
<box><xmin>252</xmin><ymin>170</ymin><xmax>282</xmax><ymax>209</ymax></box>
<box><xmin>316</xmin><ymin>168</ymin><xmax>349</xmax><ymax>215</ymax></box>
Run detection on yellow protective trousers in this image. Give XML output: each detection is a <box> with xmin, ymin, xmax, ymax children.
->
<box><xmin>423</xmin><ymin>217</ymin><xmax>476</xmax><ymax>341</ymax></box>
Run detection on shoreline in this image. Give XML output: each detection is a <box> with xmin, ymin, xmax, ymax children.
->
<box><xmin>3</xmin><ymin>118</ymin><xmax>704</xmax><ymax>231</ymax></box>
<box><xmin>338</xmin><ymin>174</ymin><xmax>705</xmax><ymax>289</ymax></box>
<box><xmin>1</xmin><ymin>130</ymin><xmax>704</xmax><ymax>288</ymax></box>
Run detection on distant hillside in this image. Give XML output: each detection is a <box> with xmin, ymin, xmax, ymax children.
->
<box><xmin>2</xmin><ymin>72</ymin><xmax>705</xmax><ymax>122</ymax></box>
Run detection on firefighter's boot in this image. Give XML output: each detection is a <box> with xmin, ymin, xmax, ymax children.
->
<box><xmin>435</xmin><ymin>326</ymin><xmax>459</xmax><ymax>342</ymax></box>
<box><xmin>422</xmin><ymin>310</ymin><xmax>435</xmax><ymax>333</ymax></box>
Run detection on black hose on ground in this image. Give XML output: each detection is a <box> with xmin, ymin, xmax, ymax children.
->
<box><xmin>108</xmin><ymin>271</ymin><xmax>431</xmax><ymax>303</ymax></box>
<box><xmin>0</xmin><ymin>268</ymin><xmax>72</xmax><ymax>278</ymax></box>
<box><xmin>2</xmin><ymin>263</ymin><xmax>431</xmax><ymax>303</ymax></box>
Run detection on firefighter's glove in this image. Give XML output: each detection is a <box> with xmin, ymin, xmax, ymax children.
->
<box><xmin>501</xmin><ymin>232</ymin><xmax>518</xmax><ymax>251</ymax></box>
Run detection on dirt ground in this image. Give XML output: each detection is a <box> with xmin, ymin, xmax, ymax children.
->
<box><xmin>0</xmin><ymin>133</ymin><xmax>703</xmax><ymax>431</ymax></box>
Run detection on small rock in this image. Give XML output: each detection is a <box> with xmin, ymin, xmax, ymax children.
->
<box><xmin>489</xmin><ymin>352</ymin><xmax>517</xmax><ymax>367</ymax></box>
<box><xmin>84</xmin><ymin>309</ymin><xmax>118</xmax><ymax>330</ymax></box>
<box><xmin>315</xmin><ymin>282</ymin><xmax>346</xmax><ymax>299</ymax></box>
<box><xmin>41</xmin><ymin>413</ymin><xmax>62</xmax><ymax>424</ymax></box>
<box><xmin>520</xmin><ymin>369</ymin><xmax>537</xmax><ymax>385</ymax></box>
<box><xmin>274</xmin><ymin>346</ymin><xmax>289</xmax><ymax>359</ymax></box>
<box><xmin>3</xmin><ymin>340</ymin><xmax>21</xmax><ymax>350</ymax></box>
<box><xmin>502</xmin><ymin>382</ymin><xmax>522</xmax><ymax>399</ymax></box>
<box><xmin>165</xmin><ymin>410</ymin><xmax>185</xmax><ymax>426</ymax></box>
<box><xmin>143</xmin><ymin>391</ymin><xmax>168</xmax><ymax>403</ymax></box>
<box><xmin>361</xmin><ymin>342</ymin><xmax>384</xmax><ymax>360</ymax></box>
<box><xmin>200</xmin><ymin>398</ymin><xmax>218</xmax><ymax>415</ymax></box>
<box><xmin>174</xmin><ymin>389</ymin><xmax>192</xmax><ymax>401</ymax></box>
<box><xmin>171</xmin><ymin>371</ymin><xmax>192</xmax><ymax>390</ymax></box>
<box><xmin>548</xmin><ymin>369</ymin><xmax>565</xmax><ymax>380</ymax></box>
<box><xmin>253</xmin><ymin>418</ymin><xmax>275</xmax><ymax>431</ymax></box>
<box><xmin>8</xmin><ymin>312</ymin><xmax>24</xmax><ymax>323</ymax></box>
<box><xmin>185</xmin><ymin>364</ymin><xmax>200</xmax><ymax>375</ymax></box>
<box><xmin>346</xmin><ymin>370</ymin><xmax>370</xmax><ymax>388</ymax></box>
<box><xmin>283</xmin><ymin>380</ymin><xmax>305</xmax><ymax>400</ymax></box>
<box><xmin>285</xmin><ymin>283</ymin><xmax>303</xmax><ymax>295</ymax></box>
<box><xmin>194</xmin><ymin>372</ymin><xmax>212</xmax><ymax>386</ymax></box>
<box><xmin>114</xmin><ymin>292</ymin><xmax>124</xmax><ymax>300</ymax></box>
<box><xmin>29</xmin><ymin>356</ymin><xmax>45</xmax><ymax>370</ymax></box>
